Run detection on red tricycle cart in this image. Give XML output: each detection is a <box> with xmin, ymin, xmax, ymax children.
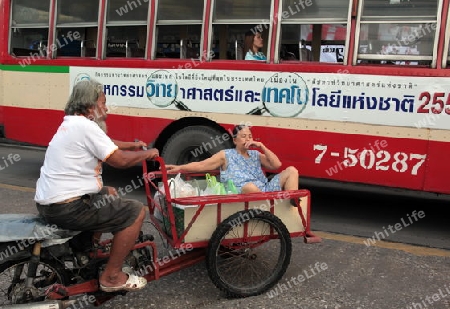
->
<box><xmin>143</xmin><ymin>157</ymin><xmax>321</xmax><ymax>298</ymax></box>
<box><xmin>0</xmin><ymin>157</ymin><xmax>321</xmax><ymax>309</ymax></box>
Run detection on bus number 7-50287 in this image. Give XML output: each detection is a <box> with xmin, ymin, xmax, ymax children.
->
<box><xmin>313</xmin><ymin>144</ymin><xmax>427</xmax><ymax>176</ymax></box>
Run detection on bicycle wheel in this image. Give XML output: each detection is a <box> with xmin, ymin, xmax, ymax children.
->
<box><xmin>206</xmin><ymin>210</ymin><xmax>292</xmax><ymax>298</ymax></box>
<box><xmin>0</xmin><ymin>258</ymin><xmax>67</xmax><ymax>305</ymax></box>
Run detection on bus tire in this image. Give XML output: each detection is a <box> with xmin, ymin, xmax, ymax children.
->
<box><xmin>161</xmin><ymin>126</ymin><xmax>232</xmax><ymax>164</ymax></box>
<box><xmin>206</xmin><ymin>210</ymin><xmax>292</xmax><ymax>298</ymax></box>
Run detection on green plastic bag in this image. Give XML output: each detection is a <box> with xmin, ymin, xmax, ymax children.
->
<box><xmin>206</xmin><ymin>173</ymin><xmax>217</xmax><ymax>187</ymax></box>
<box><xmin>205</xmin><ymin>174</ymin><xmax>238</xmax><ymax>195</ymax></box>
<box><xmin>226</xmin><ymin>179</ymin><xmax>239</xmax><ymax>194</ymax></box>
<box><xmin>205</xmin><ymin>173</ymin><xmax>226</xmax><ymax>195</ymax></box>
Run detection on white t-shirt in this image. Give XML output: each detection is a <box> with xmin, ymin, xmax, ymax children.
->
<box><xmin>35</xmin><ymin>115</ymin><xmax>118</xmax><ymax>205</ymax></box>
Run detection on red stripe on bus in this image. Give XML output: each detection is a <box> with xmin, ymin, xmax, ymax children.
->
<box><xmin>2</xmin><ymin>106</ymin><xmax>448</xmax><ymax>194</ymax></box>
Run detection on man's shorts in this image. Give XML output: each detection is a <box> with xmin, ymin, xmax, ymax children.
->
<box><xmin>36</xmin><ymin>193</ymin><xmax>143</xmax><ymax>234</ymax></box>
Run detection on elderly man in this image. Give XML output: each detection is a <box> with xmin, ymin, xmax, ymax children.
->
<box><xmin>35</xmin><ymin>79</ymin><xmax>158</xmax><ymax>292</ymax></box>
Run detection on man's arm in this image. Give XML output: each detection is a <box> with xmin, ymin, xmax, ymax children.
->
<box><xmin>112</xmin><ymin>139</ymin><xmax>147</xmax><ymax>151</ymax></box>
<box><xmin>105</xmin><ymin>148</ymin><xmax>159</xmax><ymax>169</ymax></box>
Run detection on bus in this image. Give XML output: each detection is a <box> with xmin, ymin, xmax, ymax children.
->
<box><xmin>1</xmin><ymin>0</ymin><xmax>450</xmax><ymax>194</ymax></box>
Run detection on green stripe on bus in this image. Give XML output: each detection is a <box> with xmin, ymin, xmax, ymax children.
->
<box><xmin>0</xmin><ymin>64</ymin><xmax>69</xmax><ymax>73</ymax></box>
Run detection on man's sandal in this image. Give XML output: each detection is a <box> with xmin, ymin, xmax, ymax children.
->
<box><xmin>99</xmin><ymin>274</ymin><xmax>147</xmax><ymax>292</ymax></box>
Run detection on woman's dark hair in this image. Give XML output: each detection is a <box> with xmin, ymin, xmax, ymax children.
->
<box><xmin>243</xmin><ymin>29</ymin><xmax>262</xmax><ymax>55</ymax></box>
<box><xmin>232</xmin><ymin>124</ymin><xmax>248</xmax><ymax>138</ymax></box>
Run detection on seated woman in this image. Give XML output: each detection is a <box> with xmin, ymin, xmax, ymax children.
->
<box><xmin>165</xmin><ymin>125</ymin><xmax>299</xmax><ymax>205</ymax></box>
<box><xmin>244</xmin><ymin>30</ymin><xmax>267</xmax><ymax>61</ymax></box>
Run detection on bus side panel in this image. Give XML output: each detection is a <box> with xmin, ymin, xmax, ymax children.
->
<box><xmin>2</xmin><ymin>104</ymin><xmax>447</xmax><ymax>194</ymax></box>
<box><xmin>253</xmin><ymin>126</ymin><xmax>435</xmax><ymax>193</ymax></box>
<box><xmin>0</xmin><ymin>105</ymin><xmax>4</xmax><ymax>130</ymax></box>
<box><xmin>106</xmin><ymin>114</ymin><xmax>172</xmax><ymax>146</ymax></box>
<box><xmin>423</xmin><ymin>140</ymin><xmax>450</xmax><ymax>193</ymax></box>
<box><xmin>1</xmin><ymin>106</ymin><xmax>173</xmax><ymax>147</ymax></box>
<box><xmin>2</xmin><ymin>107</ymin><xmax>63</xmax><ymax>146</ymax></box>
<box><xmin>0</xmin><ymin>19</ymin><xmax>3</xmax><ymax>128</ymax></box>
<box><xmin>0</xmin><ymin>69</ymin><xmax>4</xmax><ymax>129</ymax></box>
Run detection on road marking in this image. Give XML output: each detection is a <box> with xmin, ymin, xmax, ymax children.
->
<box><xmin>315</xmin><ymin>231</ymin><xmax>450</xmax><ymax>257</ymax></box>
<box><xmin>0</xmin><ymin>183</ymin><xmax>35</xmax><ymax>193</ymax></box>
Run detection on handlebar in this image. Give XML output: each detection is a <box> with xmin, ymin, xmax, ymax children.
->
<box><xmin>142</xmin><ymin>156</ymin><xmax>172</xmax><ymax>202</ymax></box>
<box><xmin>134</xmin><ymin>138</ymin><xmax>148</xmax><ymax>151</ymax></box>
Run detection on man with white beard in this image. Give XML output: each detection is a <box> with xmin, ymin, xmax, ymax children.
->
<box><xmin>35</xmin><ymin>79</ymin><xmax>158</xmax><ymax>292</ymax></box>
<box><xmin>89</xmin><ymin>94</ymin><xmax>147</xmax><ymax>152</ymax></box>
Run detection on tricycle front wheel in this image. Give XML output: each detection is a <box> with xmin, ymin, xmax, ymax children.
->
<box><xmin>206</xmin><ymin>210</ymin><xmax>292</xmax><ymax>298</ymax></box>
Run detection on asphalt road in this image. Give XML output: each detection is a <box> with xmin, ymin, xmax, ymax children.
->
<box><xmin>0</xmin><ymin>143</ymin><xmax>449</xmax><ymax>309</ymax></box>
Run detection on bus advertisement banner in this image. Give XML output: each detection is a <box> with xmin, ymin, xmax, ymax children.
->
<box><xmin>70</xmin><ymin>67</ymin><xmax>450</xmax><ymax>130</ymax></box>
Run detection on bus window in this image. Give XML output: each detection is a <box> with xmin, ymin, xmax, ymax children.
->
<box><xmin>211</xmin><ymin>24</ymin><xmax>269</xmax><ymax>60</ymax></box>
<box><xmin>10</xmin><ymin>0</ymin><xmax>50</xmax><ymax>57</ymax></box>
<box><xmin>156</xmin><ymin>25</ymin><xmax>202</xmax><ymax>59</ymax></box>
<box><xmin>279</xmin><ymin>0</ymin><xmax>351</xmax><ymax>63</ymax></box>
<box><xmin>105</xmin><ymin>26</ymin><xmax>147</xmax><ymax>58</ymax></box>
<box><xmin>155</xmin><ymin>0</ymin><xmax>204</xmax><ymax>59</ymax></box>
<box><xmin>105</xmin><ymin>0</ymin><xmax>149</xmax><ymax>58</ymax></box>
<box><xmin>280</xmin><ymin>24</ymin><xmax>347</xmax><ymax>63</ymax></box>
<box><xmin>355</xmin><ymin>0</ymin><xmax>439</xmax><ymax>66</ymax></box>
<box><xmin>55</xmin><ymin>0</ymin><xmax>99</xmax><ymax>58</ymax></box>
<box><xmin>211</xmin><ymin>0</ymin><xmax>271</xmax><ymax>60</ymax></box>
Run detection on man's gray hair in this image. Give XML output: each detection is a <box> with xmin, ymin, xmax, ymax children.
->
<box><xmin>64</xmin><ymin>79</ymin><xmax>104</xmax><ymax>116</ymax></box>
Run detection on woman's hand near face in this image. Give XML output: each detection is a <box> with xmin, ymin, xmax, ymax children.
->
<box><xmin>244</xmin><ymin>141</ymin><xmax>264</xmax><ymax>149</ymax></box>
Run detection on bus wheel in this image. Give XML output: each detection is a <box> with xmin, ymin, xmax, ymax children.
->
<box><xmin>206</xmin><ymin>210</ymin><xmax>292</xmax><ymax>298</ymax></box>
<box><xmin>161</xmin><ymin>126</ymin><xmax>232</xmax><ymax>164</ymax></box>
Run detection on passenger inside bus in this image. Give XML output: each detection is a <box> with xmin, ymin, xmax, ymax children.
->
<box><xmin>244</xmin><ymin>30</ymin><xmax>267</xmax><ymax>61</ymax></box>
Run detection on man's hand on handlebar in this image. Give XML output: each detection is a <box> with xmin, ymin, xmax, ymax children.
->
<box><xmin>133</xmin><ymin>140</ymin><xmax>148</xmax><ymax>150</ymax></box>
<box><xmin>145</xmin><ymin>148</ymin><xmax>159</xmax><ymax>160</ymax></box>
<box><xmin>134</xmin><ymin>139</ymin><xmax>158</xmax><ymax>159</ymax></box>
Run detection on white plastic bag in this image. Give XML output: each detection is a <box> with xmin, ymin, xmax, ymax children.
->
<box><xmin>200</xmin><ymin>185</ymin><xmax>217</xmax><ymax>196</ymax></box>
<box><xmin>169</xmin><ymin>173</ymin><xmax>199</xmax><ymax>198</ymax></box>
<box><xmin>153</xmin><ymin>191</ymin><xmax>164</xmax><ymax>221</ymax></box>
<box><xmin>153</xmin><ymin>183</ymin><xmax>166</xmax><ymax>221</ymax></box>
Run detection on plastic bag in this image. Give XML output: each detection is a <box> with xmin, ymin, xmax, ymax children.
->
<box><xmin>152</xmin><ymin>182</ymin><xmax>168</xmax><ymax>221</ymax></box>
<box><xmin>205</xmin><ymin>173</ymin><xmax>226</xmax><ymax>195</ymax></box>
<box><xmin>225</xmin><ymin>179</ymin><xmax>239</xmax><ymax>194</ymax></box>
<box><xmin>203</xmin><ymin>174</ymin><xmax>239</xmax><ymax>195</ymax></box>
<box><xmin>201</xmin><ymin>185</ymin><xmax>217</xmax><ymax>196</ymax></box>
<box><xmin>169</xmin><ymin>173</ymin><xmax>199</xmax><ymax>198</ymax></box>
<box><xmin>205</xmin><ymin>173</ymin><xmax>218</xmax><ymax>188</ymax></box>
<box><xmin>153</xmin><ymin>190</ymin><xmax>164</xmax><ymax>221</ymax></box>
